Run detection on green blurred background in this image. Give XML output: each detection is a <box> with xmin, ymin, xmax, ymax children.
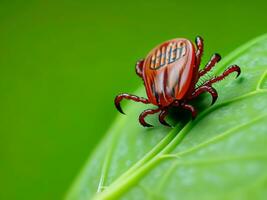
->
<box><xmin>0</xmin><ymin>0</ymin><xmax>266</xmax><ymax>199</ymax></box>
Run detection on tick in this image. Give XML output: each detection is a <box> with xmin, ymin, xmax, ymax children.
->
<box><xmin>115</xmin><ymin>36</ymin><xmax>241</xmax><ymax>127</ymax></box>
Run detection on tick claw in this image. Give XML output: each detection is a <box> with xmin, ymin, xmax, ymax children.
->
<box><xmin>159</xmin><ymin>109</ymin><xmax>171</xmax><ymax>127</ymax></box>
<box><xmin>235</xmin><ymin>67</ymin><xmax>241</xmax><ymax>78</ymax></box>
<box><xmin>140</xmin><ymin>119</ymin><xmax>153</xmax><ymax>127</ymax></box>
<box><xmin>114</xmin><ymin>100</ymin><xmax>125</xmax><ymax>114</ymax></box>
<box><xmin>230</xmin><ymin>65</ymin><xmax>241</xmax><ymax>78</ymax></box>
<box><xmin>211</xmin><ymin>95</ymin><xmax>218</xmax><ymax>105</ymax></box>
<box><xmin>236</xmin><ymin>70</ymin><xmax>241</xmax><ymax>78</ymax></box>
<box><xmin>139</xmin><ymin>108</ymin><xmax>161</xmax><ymax>127</ymax></box>
<box><xmin>160</xmin><ymin>120</ymin><xmax>171</xmax><ymax>127</ymax></box>
<box><xmin>144</xmin><ymin>123</ymin><xmax>153</xmax><ymax>128</ymax></box>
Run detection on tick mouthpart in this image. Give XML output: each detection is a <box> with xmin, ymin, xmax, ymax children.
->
<box><xmin>172</xmin><ymin>100</ymin><xmax>180</xmax><ymax>107</ymax></box>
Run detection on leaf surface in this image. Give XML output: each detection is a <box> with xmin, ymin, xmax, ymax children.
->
<box><xmin>66</xmin><ymin>34</ymin><xmax>267</xmax><ymax>200</ymax></box>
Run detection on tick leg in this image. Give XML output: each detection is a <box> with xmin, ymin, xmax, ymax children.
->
<box><xmin>135</xmin><ymin>59</ymin><xmax>145</xmax><ymax>78</ymax></box>
<box><xmin>203</xmin><ymin>65</ymin><xmax>241</xmax><ymax>86</ymax></box>
<box><xmin>189</xmin><ymin>85</ymin><xmax>218</xmax><ymax>105</ymax></box>
<box><xmin>181</xmin><ymin>103</ymin><xmax>197</xmax><ymax>119</ymax></box>
<box><xmin>195</xmin><ymin>36</ymin><xmax>204</xmax><ymax>68</ymax></box>
<box><xmin>139</xmin><ymin>108</ymin><xmax>161</xmax><ymax>127</ymax></box>
<box><xmin>199</xmin><ymin>53</ymin><xmax>221</xmax><ymax>77</ymax></box>
<box><xmin>159</xmin><ymin>108</ymin><xmax>171</xmax><ymax>127</ymax></box>
<box><xmin>115</xmin><ymin>93</ymin><xmax>150</xmax><ymax>114</ymax></box>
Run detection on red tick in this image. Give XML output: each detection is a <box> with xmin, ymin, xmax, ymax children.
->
<box><xmin>115</xmin><ymin>36</ymin><xmax>241</xmax><ymax>127</ymax></box>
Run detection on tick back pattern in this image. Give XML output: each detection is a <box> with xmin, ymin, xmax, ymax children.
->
<box><xmin>149</xmin><ymin>41</ymin><xmax>186</xmax><ymax>70</ymax></box>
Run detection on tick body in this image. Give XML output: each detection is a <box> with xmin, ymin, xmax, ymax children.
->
<box><xmin>115</xmin><ymin>37</ymin><xmax>241</xmax><ymax>127</ymax></box>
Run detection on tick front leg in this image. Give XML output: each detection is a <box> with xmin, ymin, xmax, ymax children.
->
<box><xmin>135</xmin><ymin>59</ymin><xmax>145</xmax><ymax>78</ymax></box>
<box><xmin>189</xmin><ymin>85</ymin><xmax>218</xmax><ymax>105</ymax></box>
<box><xmin>195</xmin><ymin>36</ymin><xmax>204</xmax><ymax>68</ymax></box>
<box><xmin>115</xmin><ymin>93</ymin><xmax>150</xmax><ymax>114</ymax></box>
<box><xmin>203</xmin><ymin>65</ymin><xmax>241</xmax><ymax>86</ymax></box>
<box><xmin>139</xmin><ymin>108</ymin><xmax>161</xmax><ymax>127</ymax></box>
<box><xmin>199</xmin><ymin>53</ymin><xmax>221</xmax><ymax>77</ymax></box>
<box><xmin>159</xmin><ymin>108</ymin><xmax>171</xmax><ymax>127</ymax></box>
<box><xmin>181</xmin><ymin>103</ymin><xmax>197</xmax><ymax>119</ymax></box>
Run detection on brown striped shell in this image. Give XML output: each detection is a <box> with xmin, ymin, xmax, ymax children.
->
<box><xmin>142</xmin><ymin>38</ymin><xmax>196</xmax><ymax>106</ymax></box>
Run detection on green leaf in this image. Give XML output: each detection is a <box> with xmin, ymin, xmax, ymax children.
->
<box><xmin>66</xmin><ymin>34</ymin><xmax>267</xmax><ymax>200</ymax></box>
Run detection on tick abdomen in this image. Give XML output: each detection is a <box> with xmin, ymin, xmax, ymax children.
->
<box><xmin>143</xmin><ymin>39</ymin><xmax>195</xmax><ymax>106</ymax></box>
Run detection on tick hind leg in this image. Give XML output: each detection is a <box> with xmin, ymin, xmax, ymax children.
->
<box><xmin>203</xmin><ymin>65</ymin><xmax>241</xmax><ymax>86</ymax></box>
<box><xmin>115</xmin><ymin>93</ymin><xmax>150</xmax><ymax>114</ymax></box>
<box><xmin>139</xmin><ymin>108</ymin><xmax>161</xmax><ymax>127</ymax></box>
